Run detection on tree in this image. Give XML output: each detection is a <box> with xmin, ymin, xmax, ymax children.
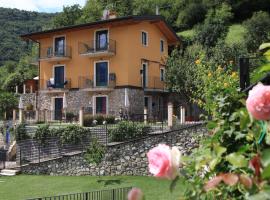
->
<box><xmin>52</xmin><ymin>4</ymin><xmax>82</xmax><ymax>28</ymax></box>
<box><xmin>78</xmin><ymin>0</ymin><xmax>103</xmax><ymax>23</ymax></box>
<box><xmin>195</xmin><ymin>3</ymin><xmax>233</xmax><ymax>48</ymax></box>
<box><xmin>0</xmin><ymin>91</ymin><xmax>18</xmax><ymax>119</ymax></box>
<box><xmin>243</xmin><ymin>11</ymin><xmax>270</xmax><ymax>52</ymax></box>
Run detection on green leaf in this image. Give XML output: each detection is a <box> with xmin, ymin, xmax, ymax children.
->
<box><xmin>261</xmin><ymin>149</ymin><xmax>270</xmax><ymax>167</ymax></box>
<box><xmin>226</xmin><ymin>153</ymin><xmax>248</xmax><ymax>168</ymax></box>
<box><xmin>262</xmin><ymin>165</ymin><xmax>270</xmax><ymax>179</ymax></box>
<box><xmin>209</xmin><ymin>158</ymin><xmax>220</xmax><ymax>170</ymax></box>
<box><xmin>259</xmin><ymin>43</ymin><xmax>270</xmax><ymax>52</ymax></box>
<box><xmin>170</xmin><ymin>176</ymin><xmax>179</xmax><ymax>193</ymax></box>
<box><xmin>213</xmin><ymin>144</ymin><xmax>227</xmax><ymax>157</ymax></box>
<box><xmin>207</xmin><ymin>121</ymin><xmax>217</xmax><ymax>130</ymax></box>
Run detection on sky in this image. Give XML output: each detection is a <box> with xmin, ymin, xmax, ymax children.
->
<box><xmin>0</xmin><ymin>0</ymin><xmax>86</xmax><ymax>13</ymax></box>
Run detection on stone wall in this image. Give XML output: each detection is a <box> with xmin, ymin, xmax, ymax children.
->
<box><xmin>21</xmin><ymin>124</ymin><xmax>207</xmax><ymax>176</ymax></box>
<box><xmin>21</xmin><ymin>93</ymin><xmax>36</xmax><ymax>109</ymax></box>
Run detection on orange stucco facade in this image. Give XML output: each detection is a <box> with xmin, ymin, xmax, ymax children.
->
<box><xmin>38</xmin><ymin>21</ymin><xmax>169</xmax><ymax>90</ymax></box>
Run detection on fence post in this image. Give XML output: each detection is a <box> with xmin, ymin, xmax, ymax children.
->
<box><xmin>180</xmin><ymin>106</ymin><xmax>186</xmax><ymax>124</ymax></box>
<box><xmin>35</xmin><ymin>110</ymin><xmax>39</xmax><ymax>123</ymax></box>
<box><xmin>112</xmin><ymin>189</ymin><xmax>115</xmax><ymax>200</ymax></box>
<box><xmin>144</xmin><ymin>107</ymin><xmax>148</xmax><ymax>125</ymax></box>
<box><xmin>79</xmin><ymin>107</ymin><xmax>84</xmax><ymax>126</ymax></box>
<box><xmin>19</xmin><ymin>109</ymin><xmax>24</xmax><ymax>124</ymax></box>
<box><xmin>168</xmin><ymin>103</ymin><xmax>173</xmax><ymax>128</ymax></box>
<box><xmin>85</xmin><ymin>192</ymin><xmax>89</xmax><ymax>200</ymax></box>
<box><xmin>13</xmin><ymin>109</ymin><xmax>16</xmax><ymax>122</ymax></box>
<box><xmin>15</xmin><ymin>85</ymin><xmax>18</xmax><ymax>94</ymax></box>
<box><xmin>23</xmin><ymin>84</ymin><xmax>26</xmax><ymax>94</ymax></box>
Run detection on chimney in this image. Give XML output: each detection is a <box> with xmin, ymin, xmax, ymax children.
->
<box><xmin>102</xmin><ymin>9</ymin><xmax>117</xmax><ymax>20</ymax></box>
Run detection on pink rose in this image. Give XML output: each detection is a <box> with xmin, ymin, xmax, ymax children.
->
<box><xmin>128</xmin><ymin>188</ymin><xmax>143</xmax><ymax>200</ymax></box>
<box><xmin>246</xmin><ymin>83</ymin><xmax>270</xmax><ymax>120</ymax></box>
<box><xmin>147</xmin><ymin>144</ymin><xmax>181</xmax><ymax>180</ymax></box>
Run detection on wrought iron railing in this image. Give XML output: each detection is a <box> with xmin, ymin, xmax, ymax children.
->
<box><xmin>26</xmin><ymin>187</ymin><xmax>132</xmax><ymax>200</ymax></box>
<box><xmin>40</xmin><ymin>78</ymin><xmax>71</xmax><ymax>90</ymax></box>
<box><xmin>78</xmin><ymin>39</ymin><xmax>116</xmax><ymax>55</ymax></box>
<box><xmin>78</xmin><ymin>74</ymin><xmax>116</xmax><ymax>89</ymax></box>
<box><xmin>141</xmin><ymin>76</ymin><xmax>166</xmax><ymax>90</ymax></box>
<box><xmin>40</xmin><ymin>46</ymin><xmax>72</xmax><ymax>60</ymax></box>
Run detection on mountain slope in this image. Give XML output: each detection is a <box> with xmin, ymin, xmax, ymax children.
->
<box><xmin>0</xmin><ymin>7</ymin><xmax>56</xmax><ymax>65</ymax></box>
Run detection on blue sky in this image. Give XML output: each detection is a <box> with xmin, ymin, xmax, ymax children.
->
<box><xmin>0</xmin><ymin>0</ymin><xmax>86</xmax><ymax>13</ymax></box>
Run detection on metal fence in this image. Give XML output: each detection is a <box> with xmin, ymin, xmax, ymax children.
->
<box><xmin>27</xmin><ymin>187</ymin><xmax>132</xmax><ymax>200</ymax></box>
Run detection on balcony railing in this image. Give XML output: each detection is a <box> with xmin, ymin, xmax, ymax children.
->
<box><xmin>40</xmin><ymin>78</ymin><xmax>71</xmax><ymax>90</ymax></box>
<box><xmin>40</xmin><ymin>46</ymin><xmax>72</xmax><ymax>61</ymax></box>
<box><xmin>78</xmin><ymin>39</ymin><xmax>116</xmax><ymax>57</ymax></box>
<box><xmin>142</xmin><ymin>76</ymin><xmax>167</xmax><ymax>91</ymax></box>
<box><xmin>78</xmin><ymin>74</ymin><xmax>116</xmax><ymax>90</ymax></box>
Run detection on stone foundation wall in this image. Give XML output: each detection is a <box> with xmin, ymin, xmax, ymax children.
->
<box><xmin>37</xmin><ymin>88</ymin><xmax>144</xmax><ymax>117</ymax></box>
<box><xmin>21</xmin><ymin>124</ymin><xmax>207</xmax><ymax>176</ymax></box>
<box><xmin>21</xmin><ymin>93</ymin><xmax>36</xmax><ymax>109</ymax></box>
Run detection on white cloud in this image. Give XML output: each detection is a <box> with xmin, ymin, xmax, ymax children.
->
<box><xmin>0</xmin><ymin>0</ymin><xmax>86</xmax><ymax>12</ymax></box>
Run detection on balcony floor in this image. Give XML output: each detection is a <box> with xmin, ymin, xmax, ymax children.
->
<box><xmin>80</xmin><ymin>51</ymin><xmax>115</xmax><ymax>58</ymax></box>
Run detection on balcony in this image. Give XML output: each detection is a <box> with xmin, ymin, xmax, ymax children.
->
<box><xmin>78</xmin><ymin>73</ymin><xmax>116</xmax><ymax>91</ymax></box>
<box><xmin>142</xmin><ymin>76</ymin><xmax>167</xmax><ymax>92</ymax></box>
<box><xmin>39</xmin><ymin>46</ymin><xmax>72</xmax><ymax>62</ymax></box>
<box><xmin>39</xmin><ymin>78</ymin><xmax>71</xmax><ymax>92</ymax></box>
<box><xmin>78</xmin><ymin>39</ymin><xmax>116</xmax><ymax>58</ymax></box>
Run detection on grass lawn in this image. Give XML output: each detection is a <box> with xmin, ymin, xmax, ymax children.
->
<box><xmin>0</xmin><ymin>175</ymin><xmax>187</xmax><ymax>200</ymax></box>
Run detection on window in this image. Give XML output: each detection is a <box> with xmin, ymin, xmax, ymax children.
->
<box><xmin>95</xmin><ymin>96</ymin><xmax>107</xmax><ymax>115</ymax></box>
<box><xmin>95</xmin><ymin>61</ymin><xmax>108</xmax><ymax>87</ymax></box>
<box><xmin>160</xmin><ymin>68</ymin><xmax>165</xmax><ymax>81</ymax></box>
<box><xmin>160</xmin><ymin>39</ymin><xmax>164</xmax><ymax>52</ymax></box>
<box><xmin>141</xmin><ymin>31</ymin><xmax>148</xmax><ymax>46</ymax></box>
<box><xmin>95</xmin><ymin>30</ymin><xmax>108</xmax><ymax>51</ymax></box>
<box><xmin>54</xmin><ymin>36</ymin><xmax>65</xmax><ymax>56</ymax></box>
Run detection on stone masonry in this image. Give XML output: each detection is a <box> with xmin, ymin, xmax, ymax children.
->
<box><xmin>21</xmin><ymin>124</ymin><xmax>207</xmax><ymax>176</ymax></box>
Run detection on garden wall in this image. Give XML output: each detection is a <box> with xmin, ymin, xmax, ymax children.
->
<box><xmin>21</xmin><ymin>124</ymin><xmax>207</xmax><ymax>176</ymax></box>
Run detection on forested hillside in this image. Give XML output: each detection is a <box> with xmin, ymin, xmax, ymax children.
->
<box><xmin>0</xmin><ymin>7</ymin><xmax>55</xmax><ymax>65</ymax></box>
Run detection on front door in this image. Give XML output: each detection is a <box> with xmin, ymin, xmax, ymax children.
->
<box><xmin>54</xmin><ymin>36</ymin><xmax>65</xmax><ymax>56</ymax></box>
<box><xmin>95</xmin><ymin>96</ymin><xmax>107</xmax><ymax>115</ymax></box>
<box><xmin>54</xmin><ymin>66</ymin><xmax>65</xmax><ymax>88</ymax></box>
<box><xmin>96</xmin><ymin>30</ymin><xmax>108</xmax><ymax>51</ymax></box>
<box><xmin>95</xmin><ymin>62</ymin><xmax>108</xmax><ymax>87</ymax></box>
<box><xmin>54</xmin><ymin>98</ymin><xmax>63</xmax><ymax>120</ymax></box>
<box><xmin>142</xmin><ymin>63</ymin><xmax>147</xmax><ymax>88</ymax></box>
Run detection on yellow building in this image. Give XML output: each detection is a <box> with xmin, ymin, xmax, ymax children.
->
<box><xmin>21</xmin><ymin>15</ymin><xmax>180</xmax><ymax>120</ymax></box>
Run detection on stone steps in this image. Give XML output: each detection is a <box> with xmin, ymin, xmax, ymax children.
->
<box><xmin>0</xmin><ymin>169</ymin><xmax>20</xmax><ymax>176</ymax></box>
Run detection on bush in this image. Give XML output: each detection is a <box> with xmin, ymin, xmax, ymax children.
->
<box><xmin>84</xmin><ymin>138</ymin><xmax>105</xmax><ymax>165</ymax></box>
<box><xmin>83</xmin><ymin>114</ymin><xmax>93</xmax><ymax>127</ymax></box>
<box><xmin>105</xmin><ymin>115</ymin><xmax>115</xmax><ymax>124</ymax></box>
<box><xmin>15</xmin><ymin>123</ymin><xmax>30</xmax><ymax>141</ymax></box>
<box><xmin>34</xmin><ymin>124</ymin><xmax>50</xmax><ymax>145</ymax></box>
<box><xmin>66</xmin><ymin>112</ymin><xmax>77</xmax><ymax>122</ymax></box>
<box><xmin>108</xmin><ymin>121</ymin><xmax>150</xmax><ymax>142</ymax></box>
<box><xmin>59</xmin><ymin>125</ymin><xmax>88</xmax><ymax>145</ymax></box>
<box><xmin>95</xmin><ymin>115</ymin><xmax>105</xmax><ymax>125</ymax></box>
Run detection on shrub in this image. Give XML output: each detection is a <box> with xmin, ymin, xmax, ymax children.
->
<box><xmin>105</xmin><ymin>115</ymin><xmax>115</xmax><ymax>124</ymax></box>
<box><xmin>84</xmin><ymin>138</ymin><xmax>105</xmax><ymax>165</ymax></box>
<box><xmin>108</xmin><ymin>121</ymin><xmax>150</xmax><ymax>142</ymax></box>
<box><xmin>59</xmin><ymin>125</ymin><xmax>88</xmax><ymax>145</ymax></box>
<box><xmin>66</xmin><ymin>112</ymin><xmax>76</xmax><ymax>122</ymax></box>
<box><xmin>83</xmin><ymin>114</ymin><xmax>93</xmax><ymax>127</ymax></box>
<box><xmin>95</xmin><ymin>115</ymin><xmax>105</xmax><ymax>125</ymax></box>
<box><xmin>15</xmin><ymin>123</ymin><xmax>30</xmax><ymax>141</ymax></box>
<box><xmin>34</xmin><ymin>124</ymin><xmax>50</xmax><ymax>145</ymax></box>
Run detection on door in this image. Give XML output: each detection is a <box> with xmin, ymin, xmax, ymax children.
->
<box><xmin>54</xmin><ymin>36</ymin><xmax>65</xmax><ymax>56</ymax></box>
<box><xmin>95</xmin><ymin>62</ymin><xmax>108</xmax><ymax>87</ymax></box>
<box><xmin>54</xmin><ymin>66</ymin><xmax>65</xmax><ymax>88</ymax></box>
<box><xmin>95</xmin><ymin>96</ymin><xmax>107</xmax><ymax>115</ymax></box>
<box><xmin>96</xmin><ymin>30</ymin><xmax>108</xmax><ymax>51</ymax></box>
<box><xmin>54</xmin><ymin>98</ymin><xmax>63</xmax><ymax>120</ymax></box>
<box><xmin>142</xmin><ymin>63</ymin><xmax>148</xmax><ymax>88</ymax></box>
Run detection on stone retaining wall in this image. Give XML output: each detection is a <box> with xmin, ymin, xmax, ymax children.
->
<box><xmin>21</xmin><ymin>124</ymin><xmax>207</xmax><ymax>176</ymax></box>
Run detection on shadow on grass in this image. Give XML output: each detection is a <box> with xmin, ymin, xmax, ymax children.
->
<box><xmin>97</xmin><ymin>179</ymin><xmax>123</xmax><ymax>186</ymax></box>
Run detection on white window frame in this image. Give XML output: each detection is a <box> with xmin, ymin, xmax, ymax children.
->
<box><xmin>53</xmin><ymin>35</ymin><xmax>66</xmax><ymax>56</ymax></box>
<box><xmin>141</xmin><ymin>31</ymin><xmax>148</xmax><ymax>47</ymax></box>
<box><xmin>92</xmin><ymin>95</ymin><xmax>109</xmax><ymax>115</ymax></box>
<box><xmin>160</xmin><ymin>67</ymin><xmax>165</xmax><ymax>81</ymax></box>
<box><xmin>94</xmin><ymin>60</ymin><xmax>110</xmax><ymax>87</ymax></box>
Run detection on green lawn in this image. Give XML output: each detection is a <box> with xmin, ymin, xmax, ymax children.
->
<box><xmin>0</xmin><ymin>175</ymin><xmax>187</xmax><ymax>200</ymax></box>
<box><xmin>178</xmin><ymin>23</ymin><xmax>246</xmax><ymax>45</ymax></box>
